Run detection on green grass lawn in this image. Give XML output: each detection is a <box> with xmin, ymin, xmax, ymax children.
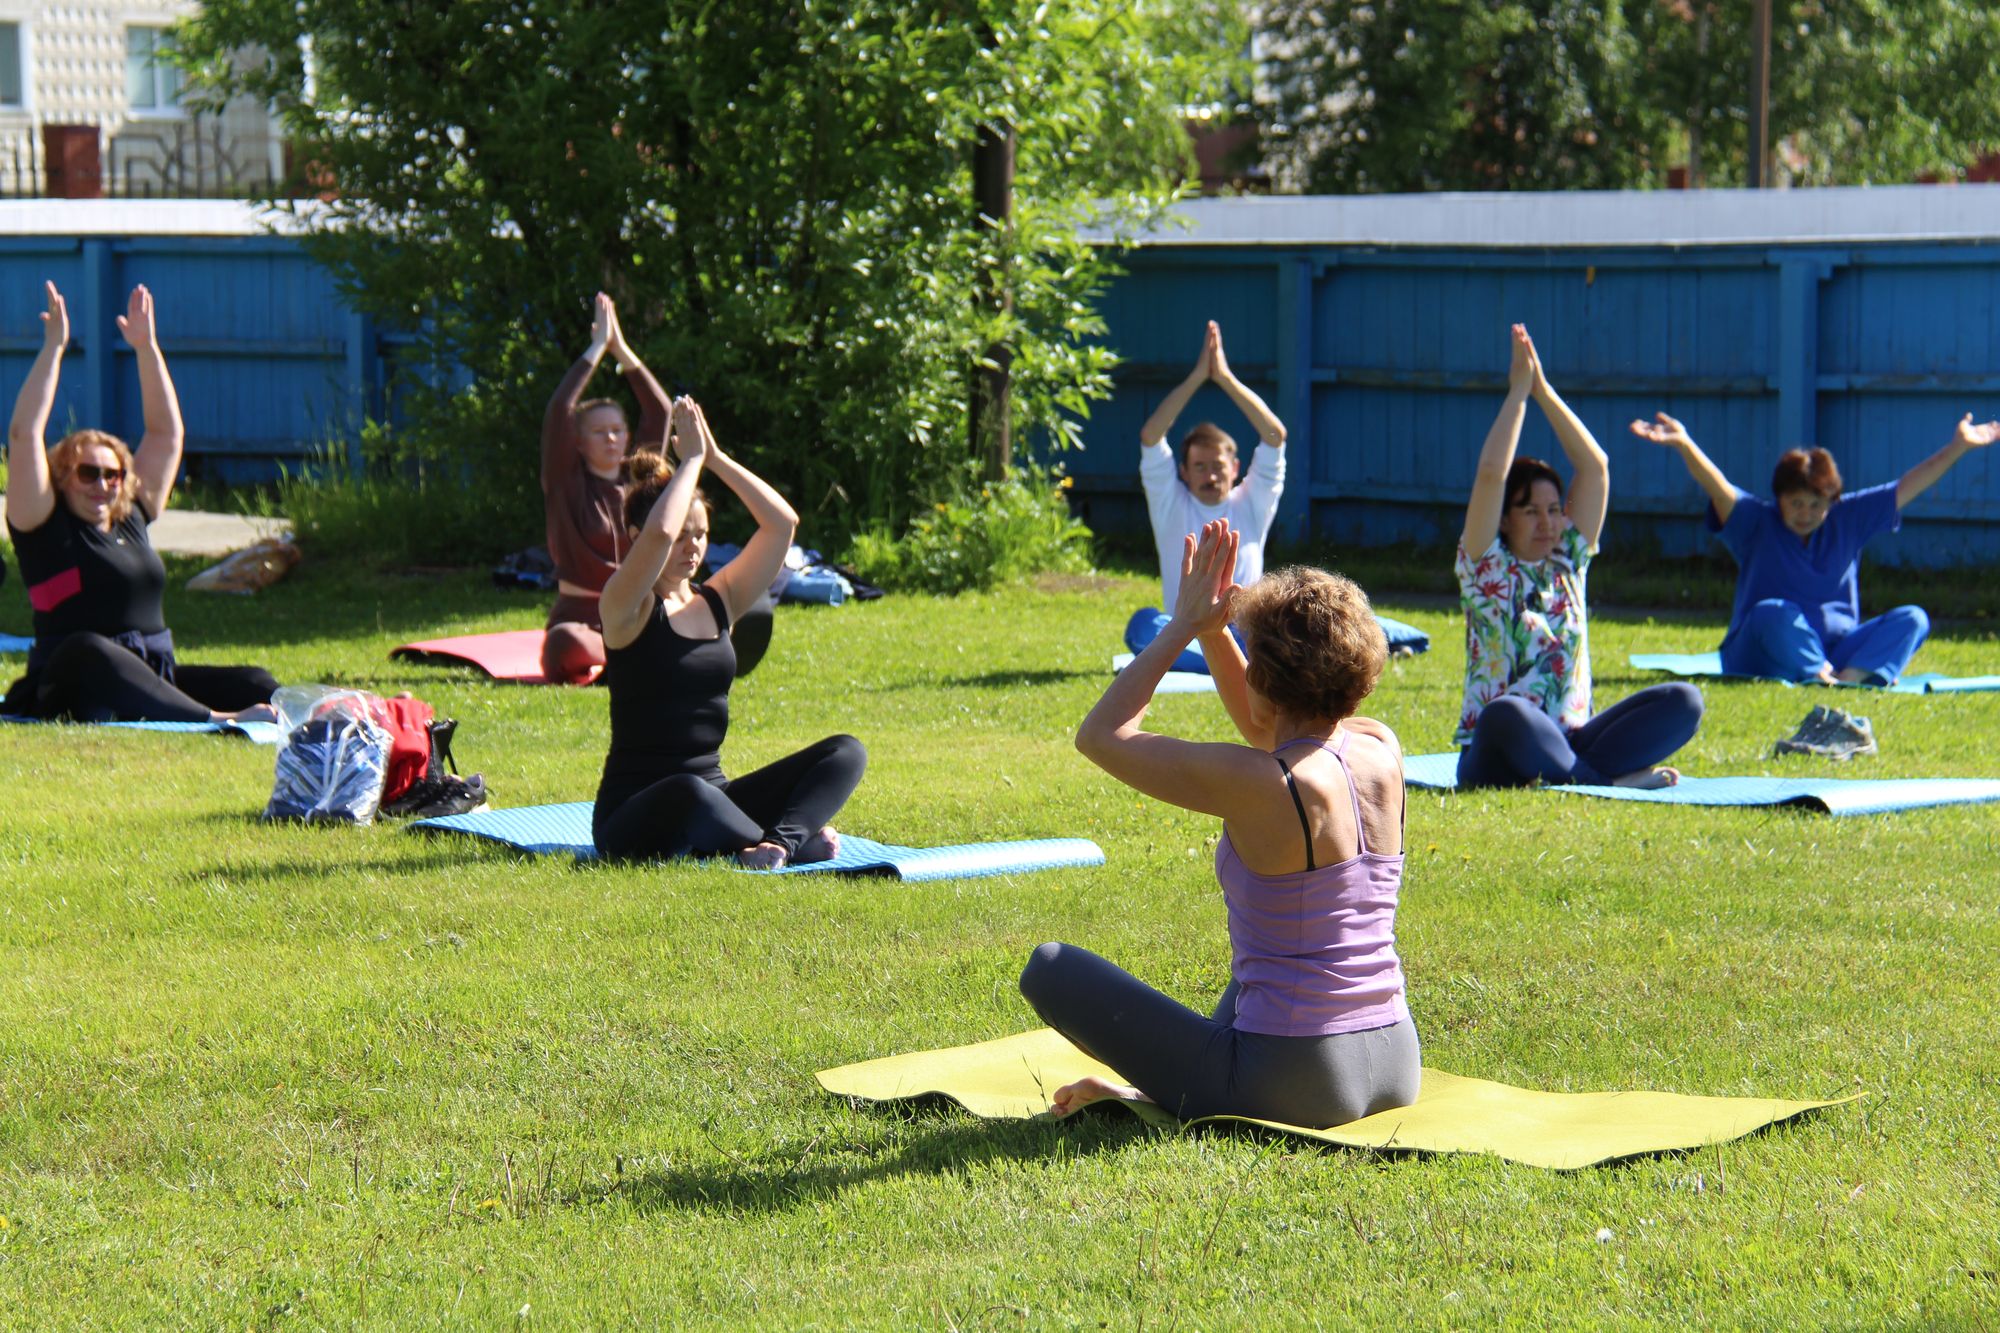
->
<box><xmin>2</xmin><ymin>555</ymin><xmax>1998</xmax><ymax>1327</ymax></box>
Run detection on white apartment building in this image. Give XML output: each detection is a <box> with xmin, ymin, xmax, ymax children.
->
<box><xmin>0</xmin><ymin>2</ymin><xmax>282</xmax><ymax>196</ymax></box>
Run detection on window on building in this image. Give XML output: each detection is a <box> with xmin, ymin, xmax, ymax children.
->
<box><xmin>0</xmin><ymin>24</ymin><xmax>24</xmax><ymax>109</ymax></box>
<box><xmin>127</xmin><ymin>26</ymin><xmax>182</xmax><ymax>112</ymax></box>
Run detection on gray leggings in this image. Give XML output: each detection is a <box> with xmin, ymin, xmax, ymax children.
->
<box><xmin>1019</xmin><ymin>941</ymin><xmax>1421</xmax><ymax>1128</ymax></box>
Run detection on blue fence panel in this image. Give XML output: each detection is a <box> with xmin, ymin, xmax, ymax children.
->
<box><xmin>0</xmin><ymin>234</ymin><xmax>378</xmax><ymax>486</ymax></box>
<box><xmin>3</xmin><ymin>223</ymin><xmax>1994</xmax><ymax>566</ymax></box>
<box><xmin>1079</xmin><ymin>239</ymin><xmax>2000</xmax><ymax>568</ymax></box>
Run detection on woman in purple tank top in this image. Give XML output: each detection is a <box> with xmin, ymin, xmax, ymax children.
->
<box><xmin>1019</xmin><ymin>520</ymin><xmax>1420</xmax><ymax>1128</ymax></box>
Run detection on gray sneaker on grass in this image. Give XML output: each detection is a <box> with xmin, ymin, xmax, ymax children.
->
<box><xmin>1775</xmin><ymin>705</ymin><xmax>1877</xmax><ymax>760</ymax></box>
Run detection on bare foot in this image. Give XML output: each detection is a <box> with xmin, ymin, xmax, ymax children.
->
<box><xmin>1610</xmin><ymin>766</ymin><xmax>1680</xmax><ymax>789</ymax></box>
<box><xmin>794</xmin><ymin>826</ymin><xmax>841</xmax><ymax>864</ymax></box>
<box><xmin>736</xmin><ymin>841</ymin><xmax>788</xmax><ymax>870</ymax></box>
<box><xmin>214</xmin><ymin>703</ymin><xmax>277</xmax><ymax>726</ymax></box>
<box><xmin>1049</xmin><ymin>1074</ymin><xmax>1150</xmax><ymax>1118</ymax></box>
<box><xmin>1816</xmin><ymin>664</ymin><xmax>1840</xmax><ymax>686</ymax></box>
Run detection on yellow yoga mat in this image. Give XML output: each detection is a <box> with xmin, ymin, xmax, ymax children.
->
<box><xmin>816</xmin><ymin>1028</ymin><xmax>1857</xmax><ymax>1170</ymax></box>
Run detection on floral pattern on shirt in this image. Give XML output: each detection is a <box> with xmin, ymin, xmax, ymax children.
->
<box><xmin>1454</xmin><ymin>524</ymin><xmax>1594</xmax><ymax>745</ymax></box>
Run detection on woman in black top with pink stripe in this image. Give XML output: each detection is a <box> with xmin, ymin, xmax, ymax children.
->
<box><xmin>4</xmin><ymin>282</ymin><xmax>277</xmax><ymax>723</ymax></box>
<box><xmin>592</xmin><ymin>398</ymin><xmax>864</xmax><ymax>868</ymax></box>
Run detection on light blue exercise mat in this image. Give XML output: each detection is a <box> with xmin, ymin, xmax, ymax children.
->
<box><xmin>1</xmin><ymin>713</ymin><xmax>282</xmax><ymax>744</ymax></box>
<box><xmin>0</xmin><ymin>632</ymin><xmax>33</xmax><ymax>654</ymax></box>
<box><xmin>1401</xmin><ymin>750</ymin><xmax>2000</xmax><ymax>816</ymax></box>
<box><xmin>1376</xmin><ymin>615</ymin><xmax>1432</xmax><ymax>655</ymax></box>
<box><xmin>1628</xmin><ymin>651</ymin><xmax>2000</xmax><ymax>695</ymax></box>
<box><xmin>1110</xmin><ymin>654</ymin><xmax>1217</xmax><ymax>695</ymax></box>
<box><xmin>410</xmin><ymin>801</ymin><xmax>1106</xmax><ymax>881</ymax></box>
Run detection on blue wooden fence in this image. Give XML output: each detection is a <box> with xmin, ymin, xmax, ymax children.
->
<box><xmin>1071</xmin><ymin>240</ymin><xmax>2000</xmax><ymax>568</ymax></box>
<box><xmin>4</xmin><ymin>219</ymin><xmax>1997</xmax><ymax>567</ymax></box>
<box><xmin>0</xmin><ymin>234</ymin><xmax>384</xmax><ymax>485</ymax></box>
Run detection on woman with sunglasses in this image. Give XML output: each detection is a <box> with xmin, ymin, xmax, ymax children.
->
<box><xmin>3</xmin><ymin>281</ymin><xmax>278</xmax><ymax>724</ymax></box>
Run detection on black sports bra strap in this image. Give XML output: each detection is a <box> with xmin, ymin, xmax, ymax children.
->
<box><xmin>1271</xmin><ymin>752</ymin><xmax>1315</xmax><ymax>873</ymax></box>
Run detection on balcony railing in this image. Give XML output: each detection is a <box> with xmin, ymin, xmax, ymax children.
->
<box><xmin>0</xmin><ymin>115</ymin><xmax>293</xmax><ymax>199</ymax></box>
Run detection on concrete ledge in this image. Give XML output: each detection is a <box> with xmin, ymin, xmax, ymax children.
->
<box><xmin>1089</xmin><ymin>184</ymin><xmax>2000</xmax><ymax>249</ymax></box>
<box><xmin>147</xmin><ymin>508</ymin><xmax>290</xmax><ymax>557</ymax></box>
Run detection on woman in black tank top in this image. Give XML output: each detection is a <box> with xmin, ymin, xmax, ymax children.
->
<box><xmin>4</xmin><ymin>281</ymin><xmax>278</xmax><ymax>723</ymax></box>
<box><xmin>591</xmin><ymin>396</ymin><xmax>865</xmax><ymax>868</ymax></box>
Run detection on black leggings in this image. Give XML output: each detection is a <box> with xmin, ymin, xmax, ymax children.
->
<box><xmin>9</xmin><ymin>632</ymin><xmax>277</xmax><ymax>723</ymax></box>
<box><xmin>1019</xmin><ymin>942</ymin><xmax>1421</xmax><ymax>1127</ymax></box>
<box><xmin>593</xmin><ymin>734</ymin><xmax>867</xmax><ymax>863</ymax></box>
<box><xmin>1456</xmin><ymin>683</ymin><xmax>1704</xmax><ymax>789</ymax></box>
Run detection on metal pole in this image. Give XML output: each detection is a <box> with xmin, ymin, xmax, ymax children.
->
<box><xmin>970</xmin><ymin>117</ymin><xmax>1014</xmax><ymax>480</ymax></box>
<box><xmin>1748</xmin><ymin>0</ymin><xmax>1771</xmax><ymax>187</ymax></box>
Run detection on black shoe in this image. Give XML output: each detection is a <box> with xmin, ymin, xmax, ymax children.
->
<box><xmin>382</xmin><ymin>772</ymin><xmax>489</xmax><ymax>818</ymax></box>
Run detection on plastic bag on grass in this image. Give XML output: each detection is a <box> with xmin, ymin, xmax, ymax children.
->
<box><xmin>186</xmin><ymin>538</ymin><xmax>301</xmax><ymax>594</ymax></box>
<box><xmin>263</xmin><ymin>685</ymin><xmax>391</xmax><ymax>824</ymax></box>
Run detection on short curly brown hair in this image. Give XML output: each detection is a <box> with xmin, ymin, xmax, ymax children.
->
<box><xmin>1771</xmin><ymin>446</ymin><xmax>1841</xmax><ymax>500</ymax></box>
<box><xmin>1234</xmin><ymin>567</ymin><xmax>1387</xmax><ymax>722</ymax></box>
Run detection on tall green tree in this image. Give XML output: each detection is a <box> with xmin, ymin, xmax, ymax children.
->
<box><xmin>1255</xmin><ymin>1</ymin><xmax>1999</xmax><ymax>193</ymax></box>
<box><xmin>178</xmin><ymin>2</ymin><xmax>1242</xmax><ymax>548</ymax></box>
<box><xmin>1256</xmin><ymin>1</ymin><xmax>1670</xmax><ymax>192</ymax></box>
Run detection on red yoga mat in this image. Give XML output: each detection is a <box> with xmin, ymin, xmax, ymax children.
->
<box><xmin>391</xmin><ymin>630</ymin><xmax>601</xmax><ymax>685</ymax></box>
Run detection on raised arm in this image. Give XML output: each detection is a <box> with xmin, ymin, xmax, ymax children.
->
<box><xmin>1138</xmin><ymin>325</ymin><xmax>1212</xmax><ymax>448</ymax></box>
<box><xmin>1460</xmin><ymin>324</ymin><xmax>1536</xmax><ymax>555</ymax></box>
<box><xmin>1526</xmin><ymin>336</ymin><xmax>1605</xmax><ymax>547</ymax></box>
<box><xmin>1630</xmin><ymin>411</ymin><xmax>1736</xmax><ymax>525</ymax></box>
<box><xmin>684</xmin><ymin>398</ymin><xmax>798</xmax><ymax>625</ymax></box>
<box><xmin>598</xmin><ymin>432</ymin><xmax>705</xmax><ymax>651</ymax></box>
<box><xmin>121</xmin><ymin>285</ymin><xmax>183</xmax><ymax>517</ymax></box>
<box><xmin>1078</xmin><ymin>521</ymin><xmax>1273</xmax><ymax>818</ymax></box>
<box><xmin>1897</xmin><ymin>413</ymin><xmax>2000</xmax><ymax>509</ymax></box>
<box><xmin>1210</xmin><ymin>322</ymin><xmax>1285</xmax><ymax>448</ymax></box>
<box><xmin>5</xmin><ymin>281</ymin><xmax>66</xmax><ymax>532</ymax></box>
<box><xmin>1199</xmin><ymin>611</ymin><xmax>1274</xmax><ymax>752</ymax></box>
<box><xmin>604</xmin><ymin>297</ymin><xmax>671</xmax><ymax>452</ymax></box>
<box><xmin>541</xmin><ymin>292</ymin><xmax>614</xmax><ymax>490</ymax></box>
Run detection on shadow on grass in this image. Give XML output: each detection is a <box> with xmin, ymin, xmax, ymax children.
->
<box><xmin>184</xmin><ymin>842</ymin><xmax>493</xmax><ymax>885</ymax></box>
<box><xmin>607</xmin><ymin>1099</ymin><xmax>1154</xmax><ymax>1217</ymax></box>
<box><xmin>941</xmin><ymin>668</ymin><xmax>1098</xmax><ymax>690</ymax></box>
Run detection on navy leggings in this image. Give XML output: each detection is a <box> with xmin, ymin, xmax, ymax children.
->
<box><xmin>593</xmin><ymin>734</ymin><xmax>867</xmax><ymax>863</ymax></box>
<box><xmin>1018</xmin><ymin>942</ymin><xmax>1421</xmax><ymax>1128</ymax></box>
<box><xmin>1456</xmin><ymin>683</ymin><xmax>1704</xmax><ymax>789</ymax></box>
<box><xmin>7</xmin><ymin>632</ymin><xmax>277</xmax><ymax>723</ymax></box>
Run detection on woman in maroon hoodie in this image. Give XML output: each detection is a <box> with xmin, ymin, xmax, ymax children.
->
<box><xmin>538</xmin><ymin>291</ymin><xmax>672</xmax><ymax>683</ymax></box>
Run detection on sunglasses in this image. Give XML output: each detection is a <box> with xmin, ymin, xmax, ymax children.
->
<box><xmin>75</xmin><ymin>463</ymin><xmax>126</xmax><ymax>485</ymax></box>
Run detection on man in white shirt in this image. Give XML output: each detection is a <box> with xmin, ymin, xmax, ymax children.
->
<box><xmin>1128</xmin><ymin>321</ymin><xmax>1288</xmax><ymax>672</ymax></box>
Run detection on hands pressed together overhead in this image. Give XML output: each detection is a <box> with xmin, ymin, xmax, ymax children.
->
<box><xmin>669</xmin><ymin>395</ymin><xmax>715</xmax><ymax>467</ymax></box>
<box><xmin>1507</xmin><ymin>323</ymin><xmax>1547</xmax><ymax>397</ymax></box>
<box><xmin>1170</xmin><ymin>519</ymin><xmax>1240</xmax><ymax>637</ymax></box>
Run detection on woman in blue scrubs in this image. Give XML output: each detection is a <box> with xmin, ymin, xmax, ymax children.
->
<box><xmin>1630</xmin><ymin>411</ymin><xmax>2000</xmax><ymax>685</ymax></box>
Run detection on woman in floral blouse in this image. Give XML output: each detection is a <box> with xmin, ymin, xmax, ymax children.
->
<box><xmin>1454</xmin><ymin>325</ymin><xmax>1704</xmax><ymax>789</ymax></box>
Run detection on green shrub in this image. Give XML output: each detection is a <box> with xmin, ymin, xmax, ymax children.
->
<box><xmin>275</xmin><ymin>431</ymin><xmax>540</xmax><ymax>568</ymax></box>
<box><xmin>846</xmin><ymin>464</ymin><xmax>1092</xmax><ymax>595</ymax></box>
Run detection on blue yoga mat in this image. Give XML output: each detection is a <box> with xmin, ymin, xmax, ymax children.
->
<box><xmin>1377</xmin><ymin>615</ymin><xmax>1432</xmax><ymax>655</ymax></box>
<box><xmin>0</xmin><ymin>632</ymin><xmax>32</xmax><ymax>654</ymax></box>
<box><xmin>1628</xmin><ymin>651</ymin><xmax>2000</xmax><ymax>696</ymax></box>
<box><xmin>1110</xmin><ymin>654</ymin><xmax>1217</xmax><ymax>695</ymax></box>
<box><xmin>1400</xmin><ymin>751</ymin><xmax>2000</xmax><ymax>816</ymax></box>
<box><xmin>410</xmin><ymin>801</ymin><xmax>1106</xmax><ymax>881</ymax></box>
<box><xmin>1</xmin><ymin>713</ymin><xmax>282</xmax><ymax>744</ymax></box>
